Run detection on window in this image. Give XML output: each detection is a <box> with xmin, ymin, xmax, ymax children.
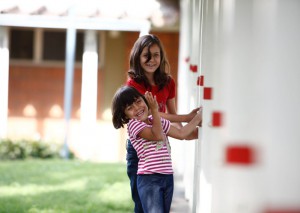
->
<box><xmin>43</xmin><ymin>30</ymin><xmax>84</xmax><ymax>62</ymax></box>
<box><xmin>9</xmin><ymin>28</ymin><xmax>84</xmax><ymax>62</ymax></box>
<box><xmin>10</xmin><ymin>29</ymin><xmax>34</xmax><ymax>59</ymax></box>
<box><xmin>43</xmin><ymin>31</ymin><xmax>66</xmax><ymax>61</ymax></box>
<box><xmin>75</xmin><ymin>32</ymin><xmax>84</xmax><ymax>61</ymax></box>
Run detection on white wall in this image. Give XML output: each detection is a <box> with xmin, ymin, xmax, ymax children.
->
<box><xmin>180</xmin><ymin>0</ymin><xmax>300</xmax><ymax>212</ymax></box>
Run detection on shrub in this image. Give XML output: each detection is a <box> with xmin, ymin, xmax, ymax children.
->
<box><xmin>0</xmin><ymin>139</ymin><xmax>63</xmax><ymax>160</ymax></box>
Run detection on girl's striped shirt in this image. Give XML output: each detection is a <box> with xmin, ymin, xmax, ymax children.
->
<box><xmin>127</xmin><ymin>116</ymin><xmax>173</xmax><ymax>175</ymax></box>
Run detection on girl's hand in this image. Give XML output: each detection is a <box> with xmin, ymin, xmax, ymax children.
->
<box><xmin>144</xmin><ymin>91</ymin><xmax>158</xmax><ymax>112</ymax></box>
<box><xmin>196</xmin><ymin>107</ymin><xmax>203</xmax><ymax>126</ymax></box>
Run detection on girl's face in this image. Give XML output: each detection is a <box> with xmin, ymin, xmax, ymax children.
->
<box><xmin>140</xmin><ymin>44</ymin><xmax>161</xmax><ymax>76</ymax></box>
<box><xmin>124</xmin><ymin>97</ymin><xmax>149</xmax><ymax>122</ymax></box>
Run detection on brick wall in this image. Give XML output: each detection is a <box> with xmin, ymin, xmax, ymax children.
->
<box><xmin>9</xmin><ymin>66</ymin><xmax>76</xmax><ymax>118</ymax></box>
<box><xmin>8</xmin><ymin>65</ymin><xmax>106</xmax><ymax>119</ymax></box>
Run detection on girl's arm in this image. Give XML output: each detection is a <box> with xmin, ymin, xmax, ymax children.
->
<box><xmin>164</xmin><ymin>98</ymin><xmax>182</xmax><ymax>129</ymax></box>
<box><xmin>138</xmin><ymin>92</ymin><xmax>164</xmax><ymax>141</ymax></box>
<box><xmin>184</xmin><ymin>127</ymin><xmax>199</xmax><ymax>140</ymax></box>
<box><xmin>167</xmin><ymin>110</ymin><xmax>202</xmax><ymax>140</ymax></box>
<box><xmin>159</xmin><ymin>108</ymin><xmax>200</xmax><ymax>123</ymax></box>
<box><xmin>163</xmin><ymin>98</ymin><xmax>201</xmax><ymax>123</ymax></box>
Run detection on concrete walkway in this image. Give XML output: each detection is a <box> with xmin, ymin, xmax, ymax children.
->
<box><xmin>170</xmin><ymin>175</ymin><xmax>191</xmax><ymax>213</ymax></box>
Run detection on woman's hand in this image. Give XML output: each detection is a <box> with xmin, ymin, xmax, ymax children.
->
<box><xmin>187</xmin><ymin>106</ymin><xmax>203</xmax><ymax>122</ymax></box>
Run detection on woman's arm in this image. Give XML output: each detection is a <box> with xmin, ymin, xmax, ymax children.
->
<box><xmin>163</xmin><ymin>98</ymin><xmax>201</xmax><ymax>123</ymax></box>
<box><xmin>167</xmin><ymin>110</ymin><xmax>202</xmax><ymax>140</ymax></box>
<box><xmin>164</xmin><ymin>98</ymin><xmax>182</xmax><ymax>128</ymax></box>
<box><xmin>159</xmin><ymin>108</ymin><xmax>200</xmax><ymax>123</ymax></box>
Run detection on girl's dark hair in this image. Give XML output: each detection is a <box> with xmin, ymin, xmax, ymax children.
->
<box><xmin>112</xmin><ymin>86</ymin><xmax>148</xmax><ymax>129</ymax></box>
<box><xmin>128</xmin><ymin>34</ymin><xmax>171</xmax><ymax>90</ymax></box>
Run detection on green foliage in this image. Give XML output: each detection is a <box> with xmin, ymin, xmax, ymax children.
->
<box><xmin>0</xmin><ymin>139</ymin><xmax>62</xmax><ymax>160</ymax></box>
<box><xmin>0</xmin><ymin>159</ymin><xmax>133</xmax><ymax>213</ymax></box>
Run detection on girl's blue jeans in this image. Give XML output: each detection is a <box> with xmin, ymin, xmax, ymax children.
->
<box><xmin>127</xmin><ymin>140</ymin><xmax>144</xmax><ymax>213</ymax></box>
<box><xmin>137</xmin><ymin>173</ymin><xmax>174</xmax><ymax>213</ymax></box>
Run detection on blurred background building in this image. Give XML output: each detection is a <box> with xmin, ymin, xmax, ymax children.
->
<box><xmin>0</xmin><ymin>0</ymin><xmax>180</xmax><ymax>161</ymax></box>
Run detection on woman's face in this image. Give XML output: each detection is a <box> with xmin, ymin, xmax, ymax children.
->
<box><xmin>140</xmin><ymin>44</ymin><xmax>161</xmax><ymax>75</ymax></box>
<box><xmin>124</xmin><ymin>97</ymin><xmax>149</xmax><ymax>122</ymax></box>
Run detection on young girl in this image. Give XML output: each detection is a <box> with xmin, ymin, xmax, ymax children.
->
<box><xmin>125</xmin><ymin>34</ymin><xmax>200</xmax><ymax>213</ymax></box>
<box><xmin>112</xmin><ymin>86</ymin><xmax>202</xmax><ymax>213</ymax></box>
<box><xmin>127</xmin><ymin>34</ymin><xmax>197</xmax><ymax>123</ymax></box>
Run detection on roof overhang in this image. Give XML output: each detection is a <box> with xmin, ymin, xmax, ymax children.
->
<box><xmin>0</xmin><ymin>14</ymin><xmax>151</xmax><ymax>33</ymax></box>
<box><xmin>0</xmin><ymin>0</ymin><xmax>179</xmax><ymax>32</ymax></box>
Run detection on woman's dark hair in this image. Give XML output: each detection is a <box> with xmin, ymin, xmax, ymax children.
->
<box><xmin>112</xmin><ymin>86</ymin><xmax>148</xmax><ymax>129</ymax></box>
<box><xmin>128</xmin><ymin>34</ymin><xmax>171</xmax><ymax>90</ymax></box>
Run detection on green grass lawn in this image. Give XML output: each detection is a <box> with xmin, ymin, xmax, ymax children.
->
<box><xmin>0</xmin><ymin>159</ymin><xmax>133</xmax><ymax>213</ymax></box>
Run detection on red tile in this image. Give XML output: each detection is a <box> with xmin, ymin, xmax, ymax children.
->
<box><xmin>203</xmin><ymin>87</ymin><xmax>212</xmax><ymax>100</ymax></box>
<box><xmin>212</xmin><ymin>111</ymin><xmax>222</xmax><ymax>127</ymax></box>
<box><xmin>226</xmin><ymin>145</ymin><xmax>254</xmax><ymax>165</ymax></box>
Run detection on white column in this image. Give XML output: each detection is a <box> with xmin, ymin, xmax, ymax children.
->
<box><xmin>62</xmin><ymin>27</ymin><xmax>77</xmax><ymax>158</ymax></box>
<box><xmin>197</xmin><ymin>0</ymin><xmax>217</xmax><ymax>212</ymax></box>
<box><xmin>192</xmin><ymin>0</ymin><xmax>203</xmax><ymax>212</ymax></box>
<box><xmin>79</xmin><ymin>30</ymin><xmax>98</xmax><ymax>160</ymax></box>
<box><xmin>183</xmin><ymin>0</ymin><xmax>198</xmax><ymax>206</ymax></box>
<box><xmin>175</xmin><ymin>0</ymin><xmax>191</xmax><ymax>176</ymax></box>
<box><xmin>175</xmin><ymin>1</ymin><xmax>196</xmax><ymax>211</ymax></box>
<box><xmin>0</xmin><ymin>26</ymin><xmax>9</xmax><ymax>139</ymax></box>
<box><xmin>139</xmin><ymin>21</ymin><xmax>151</xmax><ymax>36</ymax></box>
<box><xmin>212</xmin><ymin>1</ymin><xmax>266</xmax><ymax>212</ymax></box>
<box><xmin>214</xmin><ymin>0</ymin><xmax>300</xmax><ymax>212</ymax></box>
<box><xmin>259</xmin><ymin>0</ymin><xmax>300</xmax><ymax>211</ymax></box>
<box><xmin>189</xmin><ymin>0</ymin><xmax>300</xmax><ymax>212</ymax></box>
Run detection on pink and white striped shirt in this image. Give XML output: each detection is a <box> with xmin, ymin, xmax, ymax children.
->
<box><xmin>127</xmin><ymin>116</ymin><xmax>173</xmax><ymax>175</ymax></box>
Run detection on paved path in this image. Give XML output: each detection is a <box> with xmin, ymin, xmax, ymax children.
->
<box><xmin>170</xmin><ymin>175</ymin><xmax>191</xmax><ymax>213</ymax></box>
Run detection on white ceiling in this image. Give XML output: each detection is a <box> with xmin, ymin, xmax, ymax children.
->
<box><xmin>0</xmin><ymin>0</ymin><xmax>179</xmax><ymax>31</ymax></box>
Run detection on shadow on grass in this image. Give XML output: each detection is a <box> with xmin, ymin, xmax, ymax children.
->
<box><xmin>0</xmin><ymin>188</ymin><xmax>133</xmax><ymax>213</ymax></box>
